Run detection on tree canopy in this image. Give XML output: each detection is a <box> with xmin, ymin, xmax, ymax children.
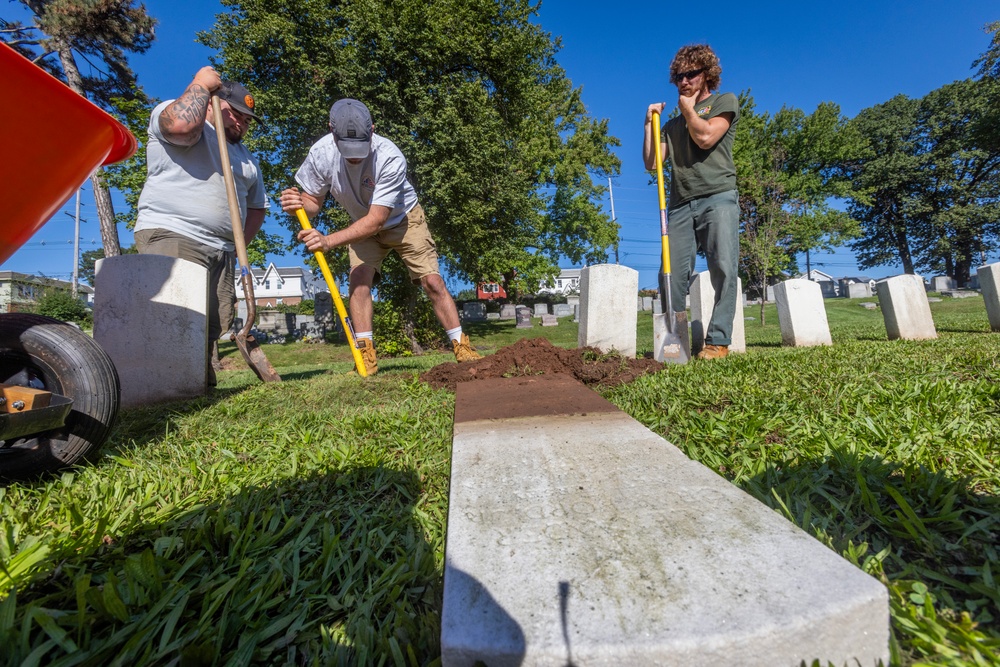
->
<box><xmin>733</xmin><ymin>94</ymin><xmax>861</xmax><ymax>315</ymax></box>
<box><xmin>199</xmin><ymin>0</ymin><xmax>621</xmax><ymax>295</ymax></box>
<box><xmin>846</xmin><ymin>78</ymin><xmax>1000</xmax><ymax>284</ymax></box>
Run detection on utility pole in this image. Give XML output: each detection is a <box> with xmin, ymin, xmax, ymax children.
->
<box><xmin>609</xmin><ymin>177</ymin><xmax>619</xmax><ymax>264</ymax></box>
<box><xmin>72</xmin><ymin>188</ymin><xmax>81</xmax><ymax>298</ymax></box>
<box><xmin>805</xmin><ymin>248</ymin><xmax>811</xmax><ymax>280</ymax></box>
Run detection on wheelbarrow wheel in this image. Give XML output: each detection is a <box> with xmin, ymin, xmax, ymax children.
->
<box><xmin>0</xmin><ymin>314</ymin><xmax>120</xmax><ymax>480</ymax></box>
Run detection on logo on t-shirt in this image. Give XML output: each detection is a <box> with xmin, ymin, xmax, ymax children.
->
<box><xmin>362</xmin><ymin>176</ymin><xmax>376</xmax><ymax>191</ymax></box>
<box><xmin>697</xmin><ymin>105</ymin><xmax>712</xmax><ymax>117</ymax></box>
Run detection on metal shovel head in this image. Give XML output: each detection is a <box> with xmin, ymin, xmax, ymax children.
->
<box><xmin>233</xmin><ymin>332</ymin><xmax>282</xmax><ymax>383</ymax></box>
<box><xmin>653</xmin><ymin>310</ymin><xmax>691</xmax><ymax>364</ymax></box>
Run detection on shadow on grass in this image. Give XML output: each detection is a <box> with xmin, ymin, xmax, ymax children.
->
<box><xmin>3</xmin><ymin>466</ymin><xmax>444</xmax><ymax>664</ymax></box>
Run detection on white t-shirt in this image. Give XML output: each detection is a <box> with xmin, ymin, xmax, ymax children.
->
<box><xmin>294</xmin><ymin>133</ymin><xmax>418</xmax><ymax>229</ymax></box>
<box><xmin>135</xmin><ymin>100</ymin><xmax>269</xmax><ymax>251</ymax></box>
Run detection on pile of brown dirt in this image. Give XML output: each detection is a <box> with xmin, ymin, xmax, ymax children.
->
<box><xmin>420</xmin><ymin>337</ymin><xmax>664</xmax><ymax>392</ymax></box>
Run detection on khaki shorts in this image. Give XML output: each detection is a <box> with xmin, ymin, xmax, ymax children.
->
<box><xmin>348</xmin><ymin>204</ymin><xmax>440</xmax><ymax>283</ymax></box>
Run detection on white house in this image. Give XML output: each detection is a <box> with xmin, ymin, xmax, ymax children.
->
<box><xmin>795</xmin><ymin>269</ymin><xmax>839</xmax><ymax>298</ymax></box>
<box><xmin>0</xmin><ymin>271</ymin><xmax>92</xmax><ymax>312</ymax></box>
<box><xmin>537</xmin><ymin>268</ymin><xmax>582</xmax><ymax>295</ymax></box>
<box><xmin>238</xmin><ymin>263</ymin><xmax>322</xmax><ymax>308</ymax></box>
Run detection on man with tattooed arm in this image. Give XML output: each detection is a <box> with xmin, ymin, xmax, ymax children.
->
<box><xmin>133</xmin><ymin>66</ymin><xmax>269</xmax><ymax>385</ymax></box>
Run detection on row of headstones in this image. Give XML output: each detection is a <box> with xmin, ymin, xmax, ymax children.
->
<box><xmin>573</xmin><ymin>262</ymin><xmax>1000</xmax><ymax>357</ymax></box>
<box><xmin>776</xmin><ymin>263</ymin><xmax>1000</xmax><ymax>345</ymax></box>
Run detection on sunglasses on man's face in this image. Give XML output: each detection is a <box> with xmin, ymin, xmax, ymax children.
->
<box><xmin>672</xmin><ymin>68</ymin><xmax>704</xmax><ymax>83</ymax></box>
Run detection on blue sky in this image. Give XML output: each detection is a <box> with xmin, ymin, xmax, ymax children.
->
<box><xmin>3</xmin><ymin>0</ymin><xmax>997</xmax><ymax>290</ymax></box>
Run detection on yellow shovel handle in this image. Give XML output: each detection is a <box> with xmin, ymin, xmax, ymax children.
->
<box><xmin>294</xmin><ymin>208</ymin><xmax>368</xmax><ymax>377</ymax></box>
<box><xmin>652</xmin><ymin>111</ymin><xmax>670</xmax><ymax>275</ymax></box>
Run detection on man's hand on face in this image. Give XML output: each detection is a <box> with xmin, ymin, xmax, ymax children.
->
<box><xmin>678</xmin><ymin>89</ymin><xmax>698</xmax><ymax>114</ymax></box>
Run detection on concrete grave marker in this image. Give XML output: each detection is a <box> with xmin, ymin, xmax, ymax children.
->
<box><xmin>442</xmin><ymin>375</ymin><xmax>889</xmax><ymax>667</ymax></box>
<box><xmin>499</xmin><ymin>304</ymin><xmax>517</xmax><ymax>320</ymax></box>
<box><xmin>552</xmin><ymin>303</ymin><xmax>573</xmax><ymax>318</ymax></box>
<box><xmin>577</xmin><ymin>264</ymin><xmax>638</xmax><ymax>357</ymax></box>
<box><xmin>690</xmin><ymin>270</ymin><xmax>746</xmax><ymax>355</ymax></box>
<box><xmin>845</xmin><ymin>282</ymin><xmax>872</xmax><ymax>299</ymax></box>
<box><xmin>540</xmin><ymin>314</ymin><xmax>558</xmax><ymax>327</ymax></box>
<box><xmin>931</xmin><ymin>276</ymin><xmax>956</xmax><ymax>292</ymax></box>
<box><xmin>463</xmin><ymin>302</ymin><xmax>487</xmax><ymax>322</ymax></box>
<box><xmin>977</xmin><ymin>262</ymin><xmax>1000</xmax><ymax>331</ymax></box>
<box><xmin>533</xmin><ymin>303</ymin><xmax>549</xmax><ymax>318</ymax></box>
<box><xmin>486</xmin><ymin>312</ymin><xmax>500</xmax><ymax>320</ymax></box>
<box><xmin>94</xmin><ymin>254</ymin><xmax>208</xmax><ymax>407</ymax></box>
<box><xmin>876</xmin><ymin>274</ymin><xmax>937</xmax><ymax>340</ymax></box>
<box><xmin>773</xmin><ymin>279</ymin><xmax>833</xmax><ymax>347</ymax></box>
<box><xmin>515</xmin><ymin>307</ymin><xmax>533</xmax><ymax>329</ymax></box>
<box><xmin>314</xmin><ymin>292</ymin><xmax>334</xmax><ymax>327</ymax></box>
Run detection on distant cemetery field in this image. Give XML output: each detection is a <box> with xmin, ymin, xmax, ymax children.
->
<box><xmin>1</xmin><ymin>293</ymin><xmax>997</xmax><ymax>664</ymax></box>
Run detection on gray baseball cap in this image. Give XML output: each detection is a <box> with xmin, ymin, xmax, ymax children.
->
<box><xmin>330</xmin><ymin>98</ymin><xmax>373</xmax><ymax>159</ymax></box>
<box><xmin>217</xmin><ymin>80</ymin><xmax>263</xmax><ymax>123</ymax></box>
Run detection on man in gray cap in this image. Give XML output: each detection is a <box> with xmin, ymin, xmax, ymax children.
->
<box><xmin>134</xmin><ymin>66</ymin><xmax>269</xmax><ymax>385</ymax></box>
<box><xmin>280</xmin><ymin>98</ymin><xmax>480</xmax><ymax>375</ymax></box>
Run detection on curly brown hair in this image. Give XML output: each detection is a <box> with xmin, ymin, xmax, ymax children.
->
<box><xmin>670</xmin><ymin>44</ymin><xmax>722</xmax><ymax>92</ymax></box>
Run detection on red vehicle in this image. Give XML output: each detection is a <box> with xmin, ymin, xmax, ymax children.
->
<box><xmin>0</xmin><ymin>44</ymin><xmax>137</xmax><ymax>479</ymax></box>
<box><xmin>477</xmin><ymin>282</ymin><xmax>507</xmax><ymax>300</ymax></box>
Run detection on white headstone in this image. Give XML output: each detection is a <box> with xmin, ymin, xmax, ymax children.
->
<box><xmin>94</xmin><ymin>255</ymin><xmax>208</xmax><ymax>407</ymax></box>
<box><xmin>773</xmin><ymin>279</ymin><xmax>833</xmax><ymax>347</ymax></box>
<box><xmin>876</xmin><ymin>274</ymin><xmax>937</xmax><ymax>340</ymax></box>
<box><xmin>463</xmin><ymin>302</ymin><xmax>487</xmax><ymax>322</ymax></box>
<box><xmin>533</xmin><ymin>303</ymin><xmax>549</xmax><ymax>317</ymax></box>
<box><xmin>977</xmin><ymin>263</ymin><xmax>1000</xmax><ymax>332</ymax></box>
<box><xmin>845</xmin><ymin>282</ymin><xmax>872</xmax><ymax>299</ymax></box>
<box><xmin>552</xmin><ymin>303</ymin><xmax>573</xmax><ymax>318</ymax></box>
<box><xmin>577</xmin><ymin>264</ymin><xmax>638</xmax><ymax>357</ymax></box>
<box><xmin>499</xmin><ymin>304</ymin><xmax>517</xmax><ymax>320</ymax></box>
<box><xmin>930</xmin><ymin>276</ymin><xmax>956</xmax><ymax>292</ymax></box>
<box><xmin>689</xmin><ymin>271</ymin><xmax>746</xmax><ymax>355</ymax></box>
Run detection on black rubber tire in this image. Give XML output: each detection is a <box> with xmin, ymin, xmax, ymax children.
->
<box><xmin>0</xmin><ymin>314</ymin><xmax>120</xmax><ymax>480</ymax></box>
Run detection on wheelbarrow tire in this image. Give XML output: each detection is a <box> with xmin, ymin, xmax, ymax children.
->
<box><xmin>0</xmin><ymin>314</ymin><xmax>120</xmax><ymax>480</ymax></box>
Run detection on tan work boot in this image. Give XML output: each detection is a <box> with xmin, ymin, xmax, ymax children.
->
<box><xmin>453</xmin><ymin>333</ymin><xmax>481</xmax><ymax>362</ymax></box>
<box><xmin>696</xmin><ymin>344</ymin><xmax>729</xmax><ymax>360</ymax></box>
<box><xmin>357</xmin><ymin>338</ymin><xmax>378</xmax><ymax>375</ymax></box>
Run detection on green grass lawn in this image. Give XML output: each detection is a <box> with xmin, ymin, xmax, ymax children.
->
<box><xmin>2</xmin><ymin>297</ymin><xmax>998</xmax><ymax>665</ymax></box>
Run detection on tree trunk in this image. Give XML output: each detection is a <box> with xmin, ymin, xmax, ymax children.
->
<box><xmin>54</xmin><ymin>38</ymin><xmax>122</xmax><ymax>257</ymax></box>
<box><xmin>758</xmin><ymin>270</ymin><xmax>767</xmax><ymax>326</ymax></box>
<box><xmin>404</xmin><ymin>283</ymin><xmax>424</xmax><ymax>356</ymax></box>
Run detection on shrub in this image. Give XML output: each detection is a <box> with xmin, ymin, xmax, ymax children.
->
<box><xmin>32</xmin><ymin>289</ymin><xmax>91</xmax><ymax>327</ymax></box>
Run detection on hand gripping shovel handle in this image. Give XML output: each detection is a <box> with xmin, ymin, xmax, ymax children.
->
<box><xmin>293</xmin><ymin>208</ymin><xmax>368</xmax><ymax>377</ymax></box>
<box><xmin>211</xmin><ymin>94</ymin><xmax>281</xmax><ymax>383</ymax></box>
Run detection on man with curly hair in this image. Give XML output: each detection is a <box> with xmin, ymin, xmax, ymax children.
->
<box><xmin>643</xmin><ymin>44</ymin><xmax>740</xmax><ymax>360</ymax></box>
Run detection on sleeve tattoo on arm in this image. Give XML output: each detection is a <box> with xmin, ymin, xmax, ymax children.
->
<box><xmin>159</xmin><ymin>84</ymin><xmax>211</xmax><ymax>134</ymax></box>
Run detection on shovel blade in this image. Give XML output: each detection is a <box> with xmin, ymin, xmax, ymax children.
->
<box><xmin>653</xmin><ymin>310</ymin><xmax>691</xmax><ymax>364</ymax></box>
<box><xmin>233</xmin><ymin>333</ymin><xmax>282</xmax><ymax>383</ymax></box>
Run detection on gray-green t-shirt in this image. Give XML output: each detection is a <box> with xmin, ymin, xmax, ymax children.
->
<box><xmin>135</xmin><ymin>100</ymin><xmax>269</xmax><ymax>251</ymax></box>
<box><xmin>663</xmin><ymin>92</ymin><xmax>739</xmax><ymax>208</ymax></box>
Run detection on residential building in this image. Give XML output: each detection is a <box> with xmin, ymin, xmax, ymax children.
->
<box><xmin>238</xmin><ymin>263</ymin><xmax>321</xmax><ymax>308</ymax></box>
<box><xmin>537</xmin><ymin>268</ymin><xmax>582</xmax><ymax>296</ymax></box>
<box><xmin>0</xmin><ymin>271</ymin><xmax>92</xmax><ymax>313</ymax></box>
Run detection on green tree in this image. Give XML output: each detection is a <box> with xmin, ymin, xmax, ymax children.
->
<box><xmin>734</xmin><ymin>95</ymin><xmax>861</xmax><ymax>321</ymax></box>
<box><xmin>200</xmin><ymin>0</ymin><xmax>620</xmax><ymax>345</ymax></box>
<box><xmin>32</xmin><ymin>289</ymin><xmax>90</xmax><ymax>326</ymax></box>
<box><xmin>79</xmin><ymin>244</ymin><xmax>137</xmax><ymax>286</ymax></box>
<box><xmin>2</xmin><ymin>0</ymin><xmax>155</xmax><ymax>257</ymax></box>
<box><xmin>845</xmin><ymin>95</ymin><xmax>924</xmax><ymax>275</ymax></box>
<box><xmin>973</xmin><ymin>20</ymin><xmax>1000</xmax><ymax>80</ymax></box>
<box><xmin>847</xmin><ymin>79</ymin><xmax>1000</xmax><ymax>284</ymax></box>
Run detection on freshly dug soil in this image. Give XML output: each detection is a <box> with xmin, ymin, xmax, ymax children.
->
<box><xmin>420</xmin><ymin>337</ymin><xmax>664</xmax><ymax>392</ymax></box>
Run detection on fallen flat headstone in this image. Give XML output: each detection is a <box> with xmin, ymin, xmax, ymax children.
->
<box><xmin>442</xmin><ymin>375</ymin><xmax>889</xmax><ymax>666</ymax></box>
